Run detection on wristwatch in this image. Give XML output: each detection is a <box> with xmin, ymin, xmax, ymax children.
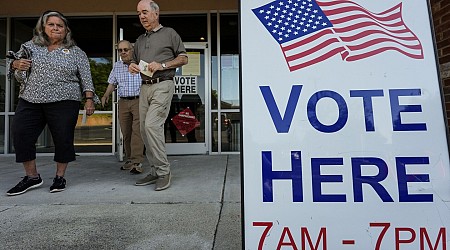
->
<box><xmin>161</xmin><ymin>63</ymin><xmax>167</xmax><ymax>69</ymax></box>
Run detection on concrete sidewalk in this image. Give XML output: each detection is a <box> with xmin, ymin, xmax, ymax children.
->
<box><xmin>0</xmin><ymin>154</ymin><xmax>242</xmax><ymax>250</ymax></box>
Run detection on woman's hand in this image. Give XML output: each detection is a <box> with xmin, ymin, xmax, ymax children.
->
<box><xmin>12</xmin><ymin>59</ymin><xmax>32</xmax><ymax>71</ymax></box>
<box><xmin>85</xmin><ymin>99</ymin><xmax>95</xmax><ymax>116</ymax></box>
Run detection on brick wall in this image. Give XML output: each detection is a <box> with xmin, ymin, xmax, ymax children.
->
<box><xmin>431</xmin><ymin>0</ymin><xmax>450</xmax><ymax>126</ymax></box>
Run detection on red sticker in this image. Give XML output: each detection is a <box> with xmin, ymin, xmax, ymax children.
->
<box><xmin>171</xmin><ymin>107</ymin><xmax>200</xmax><ymax>136</ymax></box>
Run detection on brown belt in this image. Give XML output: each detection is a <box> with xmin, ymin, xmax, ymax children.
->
<box><xmin>141</xmin><ymin>77</ymin><xmax>174</xmax><ymax>84</ymax></box>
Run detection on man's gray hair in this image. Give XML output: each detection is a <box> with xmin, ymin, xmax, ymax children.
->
<box><xmin>117</xmin><ymin>40</ymin><xmax>133</xmax><ymax>49</ymax></box>
<box><xmin>149</xmin><ymin>1</ymin><xmax>160</xmax><ymax>12</ymax></box>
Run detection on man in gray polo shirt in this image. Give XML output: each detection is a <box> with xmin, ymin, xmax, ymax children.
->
<box><xmin>129</xmin><ymin>0</ymin><xmax>188</xmax><ymax>191</ymax></box>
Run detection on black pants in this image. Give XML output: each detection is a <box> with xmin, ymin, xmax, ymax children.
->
<box><xmin>13</xmin><ymin>99</ymin><xmax>80</xmax><ymax>163</ymax></box>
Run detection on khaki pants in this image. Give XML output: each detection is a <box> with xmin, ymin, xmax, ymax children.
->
<box><xmin>118</xmin><ymin>98</ymin><xmax>145</xmax><ymax>164</ymax></box>
<box><xmin>139</xmin><ymin>80</ymin><xmax>174</xmax><ymax>176</ymax></box>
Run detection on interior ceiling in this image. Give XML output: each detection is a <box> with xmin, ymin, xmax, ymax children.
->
<box><xmin>0</xmin><ymin>0</ymin><xmax>238</xmax><ymax>16</ymax></box>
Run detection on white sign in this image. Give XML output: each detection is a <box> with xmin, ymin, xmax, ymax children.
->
<box><xmin>241</xmin><ymin>0</ymin><xmax>450</xmax><ymax>249</ymax></box>
<box><xmin>174</xmin><ymin>76</ymin><xmax>197</xmax><ymax>94</ymax></box>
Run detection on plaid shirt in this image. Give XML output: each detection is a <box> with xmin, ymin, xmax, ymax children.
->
<box><xmin>108</xmin><ymin>60</ymin><xmax>142</xmax><ymax>97</ymax></box>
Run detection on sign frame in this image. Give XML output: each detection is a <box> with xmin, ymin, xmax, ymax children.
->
<box><xmin>240</xmin><ymin>0</ymin><xmax>450</xmax><ymax>249</ymax></box>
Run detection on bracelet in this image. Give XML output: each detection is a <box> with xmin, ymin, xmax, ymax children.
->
<box><xmin>85</xmin><ymin>97</ymin><xmax>93</xmax><ymax>100</ymax></box>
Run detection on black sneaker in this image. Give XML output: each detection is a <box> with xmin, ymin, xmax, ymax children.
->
<box><xmin>50</xmin><ymin>176</ymin><xmax>66</xmax><ymax>193</ymax></box>
<box><xmin>129</xmin><ymin>163</ymin><xmax>143</xmax><ymax>174</ymax></box>
<box><xmin>7</xmin><ymin>175</ymin><xmax>43</xmax><ymax>196</ymax></box>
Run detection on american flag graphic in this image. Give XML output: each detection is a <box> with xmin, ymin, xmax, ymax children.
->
<box><xmin>252</xmin><ymin>0</ymin><xmax>424</xmax><ymax>71</ymax></box>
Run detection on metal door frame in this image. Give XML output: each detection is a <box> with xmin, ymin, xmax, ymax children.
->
<box><xmin>166</xmin><ymin>42</ymin><xmax>210</xmax><ymax>155</ymax></box>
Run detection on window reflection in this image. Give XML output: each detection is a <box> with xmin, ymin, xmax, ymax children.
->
<box><xmin>220</xmin><ymin>13</ymin><xmax>239</xmax><ymax>110</ymax></box>
<box><xmin>89</xmin><ymin>58</ymin><xmax>113</xmax><ymax>111</ymax></box>
<box><xmin>211</xmin><ymin>14</ymin><xmax>218</xmax><ymax>110</ymax></box>
<box><xmin>10</xmin><ymin>18</ymin><xmax>35</xmax><ymax>111</ymax></box>
<box><xmin>211</xmin><ymin>112</ymin><xmax>240</xmax><ymax>152</ymax></box>
<box><xmin>220</xmin><ymin>54</ymin><xmax>239</xmax><ymax>109</ymax></box>
<box><xmin>74</xmin><ymin>113</ymin><xmax>112</xmax><ymax>152</ymax></box>
<box><xmin>69</xmin><ymin>16</ymin><xmax>113</xmax><ymax>153</ymax></box>
<box><xmin>0</xmin><ymin>19</ymin><xmax>6</xmax><ymax>113</ymax></box>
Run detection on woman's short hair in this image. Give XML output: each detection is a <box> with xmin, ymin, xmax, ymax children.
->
<box><xmin>32</xmin><ymin>10</ymin><xmax>76</xmax><ymax>48</ymax></box>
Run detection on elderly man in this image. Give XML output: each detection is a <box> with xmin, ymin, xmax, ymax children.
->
<box><xmin>129</xmin><ymin>0</ymin><xmax>188</xmax><ymax>191</ymax></box>
<box><xmin>102</xmin><ymin>40</ymin><xmax>145</xmax><ymax>174</ymax></box>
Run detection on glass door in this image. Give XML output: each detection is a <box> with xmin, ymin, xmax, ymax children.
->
<box><xmin>165</xmin><ymin>42</ymin><xmax>209</xmax><ymax>154</ymax></box>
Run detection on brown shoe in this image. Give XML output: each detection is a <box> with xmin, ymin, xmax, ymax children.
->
<box><xmin>135</xmin><ymin>173</ymin><xmax>158</xmax><ymax>186</ymax></box>
<box><xmin>120</xmin><ymin>160</ymin><xmax>133</xmax><ymax>170</ymax></box>
<box><xmin>130</xmin><ymin>163</ymin><xmax>143</xmax><ymax>174</ymax></box>
<box><xmin>155</xmin><ymin>172</ymin><xmax>171</xmax><ymax>191</ymax></box>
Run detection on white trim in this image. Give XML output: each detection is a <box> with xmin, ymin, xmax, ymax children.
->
<box><xmin>4</xmin><ymin>17</ymin><xmax>11</xmax><ymax>154</ymax></box>
<box><xmin>216</xmin><ymin>12</ymin><xmax>222</xmax><ymax>153</ymax></box>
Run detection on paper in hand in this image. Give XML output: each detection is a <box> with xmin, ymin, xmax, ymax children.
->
<box><xmin>81</xmin><ymin>109</ymin><xmax>87</xmax><ymax>125</ymax></box>
<box><xmin>139</xmin><ymin>60</ymin><xmax>153</xmax><ymax>77</ymax></box>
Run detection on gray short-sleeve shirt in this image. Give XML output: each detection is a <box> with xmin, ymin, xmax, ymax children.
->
<box><xmin>132</xmin><ymin>25</ymin><xmax>187</xmax><ymax>79</ymax></box>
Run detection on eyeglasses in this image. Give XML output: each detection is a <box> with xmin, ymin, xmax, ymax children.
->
<box><xmin>118</xmin><ymin>48</ymin><xmax>130</xmax><ymax>53</ymax></box>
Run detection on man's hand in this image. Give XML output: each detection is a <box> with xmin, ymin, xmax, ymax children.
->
<box><xmin>101</xmin><ymin>95</ymin><xmax>109</xmax><ymax>107</ymax></box>
<box><xmin>146</xmin><ymin>61</ymin><xmax>163</xmax><ymax>73</ymax></box>
<box><xmin>128</xmin><ymin>62</ymin><xmax>140</xmax><ymax>74</ymax></box>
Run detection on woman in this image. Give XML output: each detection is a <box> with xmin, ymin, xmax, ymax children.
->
<box><xmin>6</xmin><ymin>10</ymin><xmax>99</xmax><ymax>196</ymax></box>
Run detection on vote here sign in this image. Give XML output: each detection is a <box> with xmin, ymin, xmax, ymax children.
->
<box><xmin>240</xmin><ymin>0</ymin><xmax>450</xmax><ymax>249</ymax></box>
<box><xmin>174</xmin><ymin>76</ymin><xmax>197</xmax><ymax>95</ymax></box>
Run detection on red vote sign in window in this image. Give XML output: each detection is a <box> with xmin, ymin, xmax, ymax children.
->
<box><xmin>171</xmin><ymin>107</ymin><xmax>200</xmax><ymax>136</ymax></box>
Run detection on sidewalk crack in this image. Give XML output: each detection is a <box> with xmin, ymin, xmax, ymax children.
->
<box><xmin>211</xmin><ymin>155</ymin><xmax>229</xmax><ymax>250</ymax></box>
